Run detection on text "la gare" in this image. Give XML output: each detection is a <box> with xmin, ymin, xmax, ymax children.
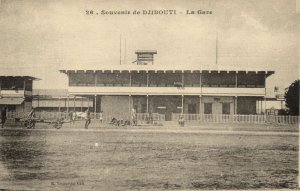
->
<box><xmin>186</xmin><ymin>10</ymin><xmax>212</xmax><ymax>15</ymax></box>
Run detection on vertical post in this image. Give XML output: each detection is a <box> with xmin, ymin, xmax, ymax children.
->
<box><xmin>235</xmin><ymin>71</ymin><xmax>238</xmax><ymax>88</ymax></box>
<box><xmin>182</xmin><ymin>72</ymin><xmax>184</xmax><ymax>87</ymax></box>
<box><xmin>260</xmin><ymin>98</ymin><xmax>263</xmax><ymax>114</ymax></box>
<box><xmin>67</xmin><ymin>96</ymin><xmax>69</xmax><ymax>113</ymax></box>
<box><xmin>58</xmin><ymin>97</ymin><xmax>61</xmax><ymax>112</ymax></box>
<box><xmin>94</xmin><ymin>72</ymin><xmax>97</xmax><ymax>87</ymax></box>
<box><xmin>37</xmin><ymin>94</ymin><xmax>39</xmax><ymax>108</ymax></box>
<box><xmin>181</xmin><ymin>95</ymin><xmax>184</xmax><ymax>114</ymax></box>
<box><xmin>23</xmin><ymin>78</ymin><xmax>26</xmax><ymax>90</ymax></box>
<box><xmin>129</xmin><ymin>94</ymin><xmax>131</xmax><ymax>122</ymax></box>
<box><xmin>146</xmin><ymin>94</ymin><xmax>149</xmax><ymax>113</ymax></box>
<box><xmin>81</xmin><ymin>97</ymin><xmax>83</xmax><ymax>112</ymax></box>
<box><xmin>94</xmin><ymin>95</ymin><xmax>97</xmax><ymax>115</ymax></box>
<box><xmin>264</xmin><ymin>72</ymin><xmax>267</xmax><ymax>115</ymax></box>
<box><xmin>146</xmin><ymin>72</ymin><xmax>149</xmax><ymax>87</ymax></box>
<box><xmin>129</xmin><ymin>72</ymin><xmax>132</xmax><ymax>87</ymax></box>
<box><xmin>234</xmin><ymin>96</ymin><xmax>237</xmax><ymax>114</ymax></box>
<box><xmin>199</xmin><ymin>96</ymin><xmax>202</xmax><ymax>114</ymax></box>
<box><xmin>73</xmin><ymin>96</ymin><xmax>76</xmax><ymax>112</ymax></box>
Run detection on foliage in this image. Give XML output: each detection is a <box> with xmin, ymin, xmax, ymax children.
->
<box><xmin>284</xmin><ymin>80</ymin><xmax>299</xmax><ymax>116</ymax></box>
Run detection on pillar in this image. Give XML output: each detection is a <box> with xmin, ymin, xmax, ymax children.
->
<box><xmin>94</xmin><ymin>95</ymin><xmax>97</xmax><ymax>114</ymax></box>
<box><xmin>235</xmin><ymin>71</ymin><xmax>238</xmax><ymax>87</ymax></box>
<box><xmin>146</xmin><ymin>94</ymin><xmax>149</xmax><ymax>113</ymax></box>
<box><xmin>58</xmin><ymin>97</ymin><xmax>61</xmax><ymax>112</ymax></box>
<box><xmin>181</xmin><ymin>95</ymin><xmax>184</xmax><ymax>114</ymax></box>
<box><xmin>129</xmin><ymin>94</ymin><xmax>131</xmax><ymax>121</ymax></box>
<box><xmin>67</xmin><ymin>96</ymin><xmax>69</xmax><ymax>113</ymax></box>
<box><xmin>199</xmin><ymin>96</ymin><xmax>202</xmax><ymax>114</ymax></box>
<box><xmin>264</xmin><ymin>72</ymin><xmax>267</xmax><ymax>114</ymax></box>
<box><xmin>182</xmin><ymin>72</ymin><xmax>184</xmax><ymax>87</ymax></box>
<box><xmin>234</xmin><ymin>96</ymin><xmax>237</xmax><ymax>114</ymax></box>
<box><xmin>146</xmin><ymin>73</ymin><xmax>149</xmax><ymax>87</ymax></box>
<box><xmin>73</xmin><ymin>96</ymin><xmax>76</xmax><ymax>112</ymax></box>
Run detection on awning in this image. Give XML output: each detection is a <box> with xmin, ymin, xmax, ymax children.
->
<box><xmin>0</xmin><ymin>97</ymin><xmax>24</xmax><ymax>105</ymax></box>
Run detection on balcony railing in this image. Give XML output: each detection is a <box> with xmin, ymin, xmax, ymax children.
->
<box><xmin>171</xmin><ymin>113</ymin><xmax>299</xmax><ymax>124</ymax></box>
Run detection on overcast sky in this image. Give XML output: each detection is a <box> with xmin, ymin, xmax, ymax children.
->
<box><xmin>0</xmin><ymin>0</ymin><xmax>298</xmax><ymax>91</ymax></box>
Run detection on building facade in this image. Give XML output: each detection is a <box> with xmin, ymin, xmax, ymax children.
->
<box><xmin>0</xmin><ymin>76</ymin><xmax>37</xmax><ymax>112</ymax></box>
<box><xmin>32</xmin><ymin>89</ymin><xmax>93</xmax><ymax>112</ymax></box>
<box><xmin>60</xmin><ymin>51</ymin><xmax>274</xmax><ymax>121</ymax></box>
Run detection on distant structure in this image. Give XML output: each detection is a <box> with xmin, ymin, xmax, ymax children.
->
<box><xmin>0</xmin><ymin>75</ymin><xmax>38</xmax><ymax>112</ymax></box>
<box><xmin>60</xmin><ymin>50</ymin><xmax>274</xmax><ymax>121</ymax></box>
<box><xmin>32</xmin><ymin>89</ymin><xmax>93</xmax><ymax>112</ymax></box>
<box><xmin>135</xmin><ymin>50</ymin><xmax>157</xmax><ymax>65</ymax></box>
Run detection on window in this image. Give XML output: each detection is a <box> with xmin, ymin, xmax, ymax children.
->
<box><xmin>222</xmin><ymin>103</ymin><xmax>230</xmax><ymax>115</ymax></box>
<box><xmin>204</xmin><ymin>103</ymin><xmax>212</xmax><ymax>114</ymax></box>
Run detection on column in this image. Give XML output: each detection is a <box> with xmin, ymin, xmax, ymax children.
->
<box><xmin>182</xmin><ymin>72</ymin><xmax>184</xmax><ymax>87</ymax></box>
<box><xmin>81</xmin><ymin>97</ymin><xmax>83</xmax><ymax>112</ymax></box>
<box><xmin>67</xmin><ymin>96</ymin><xmax>69</xmax><ymax>113</ymax></box>
<box><xmin>260</xmin><ymin>99</ymin><xmax>263</xmax><ymax>114</ymax></box>
<box><xmin>235</xmin><ymin>72</ymin><xmax>238</xmax><ymax>88</ymax></box>
<box><xmin>73</xmin><ymin>96</ymin><xmax>76</xmax><ymax>111</ymax></box>
<box><xmin>234</xmin><ymin>96</ymin><xmax>237</xmax><ymax>114</ymax></box>
<box><xmin>146</xmin><ymin>94</ymin><xmax>149</xmax><ymax>113</ymax></box>
<box><xmin>264</xmin><ymin>72</ymin><xmax>267</xmax><ymax>115</ymax></box>
<box><xmin>181</xmin><ymin>95</ymin><xmax>184</xmax><ymax>114</ymax></box>
<box><xmin>146</xmin><ymin>73</ymin><xmax>149</xmax><ymax>87</ymax></box>
<box><xmin>129</xmin><ymin>72</ymin><xmax>132</xmax><ymax>87</ymax></box>
<box><xmin>129</xmin><ymin>94</ymin><xmax>131</xmax><ymax>122</ymax></box>
<box><xmin>94</xmin><ymin>95</ymin><xmax>97</xmax><ymax>114</ymax></box>
<box><xmin>58</xmin><ymin>97</ymin><xmax>61</xmax><ymax>112</ymax></box>
<box><xmin>199</xmin><ymin>96</ymin><xmax>202</xmax><ymax>114</ymax></box>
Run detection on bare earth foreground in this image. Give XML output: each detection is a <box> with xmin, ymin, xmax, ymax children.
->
<box><xmin>0</xmin><ymin>124</ymin><xmax>298</xmax><ymax>190</ymax></box>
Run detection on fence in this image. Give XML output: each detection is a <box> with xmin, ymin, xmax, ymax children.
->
<box><xmin>171</xmin><ymin>113</ymin><xmax>299</xmax><ymax>125</ymax></box>
<box><xmin>7</xmin><ymin>111</ymin><xmax>165</xmax><ymax>122</ymax></box>
<box><xmin>6</xmin><ymin>111</ymin><xmax>299</xmax><ymax>125</ymax></box>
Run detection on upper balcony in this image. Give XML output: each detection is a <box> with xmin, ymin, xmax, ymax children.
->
<box><xmin>68</xmin><ymin>86</ymin><xmax>266</xmax><ymax>96</ymax></box>
<box><xmin>0</xmin><ymin>89</ymin><xmax>25</xmax><ymax>97</ymax></box>
<box><xmin>67</xmin><ymin>71</ymin><xmax>268</xmax><ymax>88</ymax></box>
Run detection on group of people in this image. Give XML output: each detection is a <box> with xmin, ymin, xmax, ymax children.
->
<box><xmin>68</xmin><ymin>109</ymin><xmax>104</xmax><ymax>129</ymax></box>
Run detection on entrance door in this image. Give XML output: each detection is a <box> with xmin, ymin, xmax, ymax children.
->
<box><xmin>188</xmin><ymin>104</ymin><xmax>197</xmax><ymax>114</ymax></box>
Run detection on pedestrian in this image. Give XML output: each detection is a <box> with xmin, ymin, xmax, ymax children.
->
<box><xmin>178</xmin><ymin>114</ymin><xmax>185</xmax><ymax>127</ymax></box>
<box><xmin>99</xmin><ymin>111</ymin><xmax>103</xmax><ymax>123</ymax></box>
<box><xmin>131</xmin><ymin>108</ymin><xmax>137</xmax><ymax>126</ymax></box>
<box><xmin>84</xmin><ymin>108</ymin><xmax>91</xmax><ymax>129</ymax></box>
<box><xmin>1</xmin><ymin>107</ymin><xmax>7</xmax><ymax>128</ymax></box>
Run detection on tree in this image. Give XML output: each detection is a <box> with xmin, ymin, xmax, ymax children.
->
<box><xmin>284</xmin><ymin>79</ymin><xmax>299</xmax><ymax>116</ymax></box>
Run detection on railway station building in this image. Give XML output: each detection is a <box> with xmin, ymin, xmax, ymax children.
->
<box><xmin>60</xmin><ymin>51</ymin><xmax>274</xmax><ymax>121</ymax></box>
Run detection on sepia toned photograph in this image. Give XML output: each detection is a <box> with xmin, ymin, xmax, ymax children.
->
<box><xmin>0</xmin><ymin>0</ymin><xmax>299</xmax><ymax>190</ymax></box>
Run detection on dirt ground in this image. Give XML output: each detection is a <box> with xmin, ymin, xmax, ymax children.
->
<box><xmin>0</xmin><ymin>124</ymin><xmax>298</xmax><ymax>190</ymax></box>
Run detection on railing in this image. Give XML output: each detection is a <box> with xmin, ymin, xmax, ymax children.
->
<box><xmin>7</xmin><ymin>111</ymin><xmax>166</xmax><ymax>122</ymax></box>
<box><xmin>136</xmin><ymin>113</ymin><xmax>165</xmax><ymax>121</ymax></box>
<box><xmin>6</xmin><ymin>111</ymin><xmax>299</xmax><ymax>125</ymax></box>
<box><xmin>172</xmin><ymin>113</ymin><xmax>299</xmax><ymax>125</ymax></box>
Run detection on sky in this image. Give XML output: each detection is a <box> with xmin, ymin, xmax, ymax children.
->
<box><xmin>0</xmin><ymin>0</ymin><xmax>299</xmax><ymax>92</ymax></box>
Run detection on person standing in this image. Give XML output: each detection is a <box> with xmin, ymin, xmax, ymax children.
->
<box><xmin>84</xmin><ymin>108</ymin><xmax>91</xmax><ymax>129</ymax></box>
<box><xmin>99</xmin><ymin>111</ymin><xmax>103</xmax><ymax>123</ymax></box>
<box><xmin>1</xmin><ymin>107</ymin><xmax>7</xmax><ymax>128</ymax></box>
